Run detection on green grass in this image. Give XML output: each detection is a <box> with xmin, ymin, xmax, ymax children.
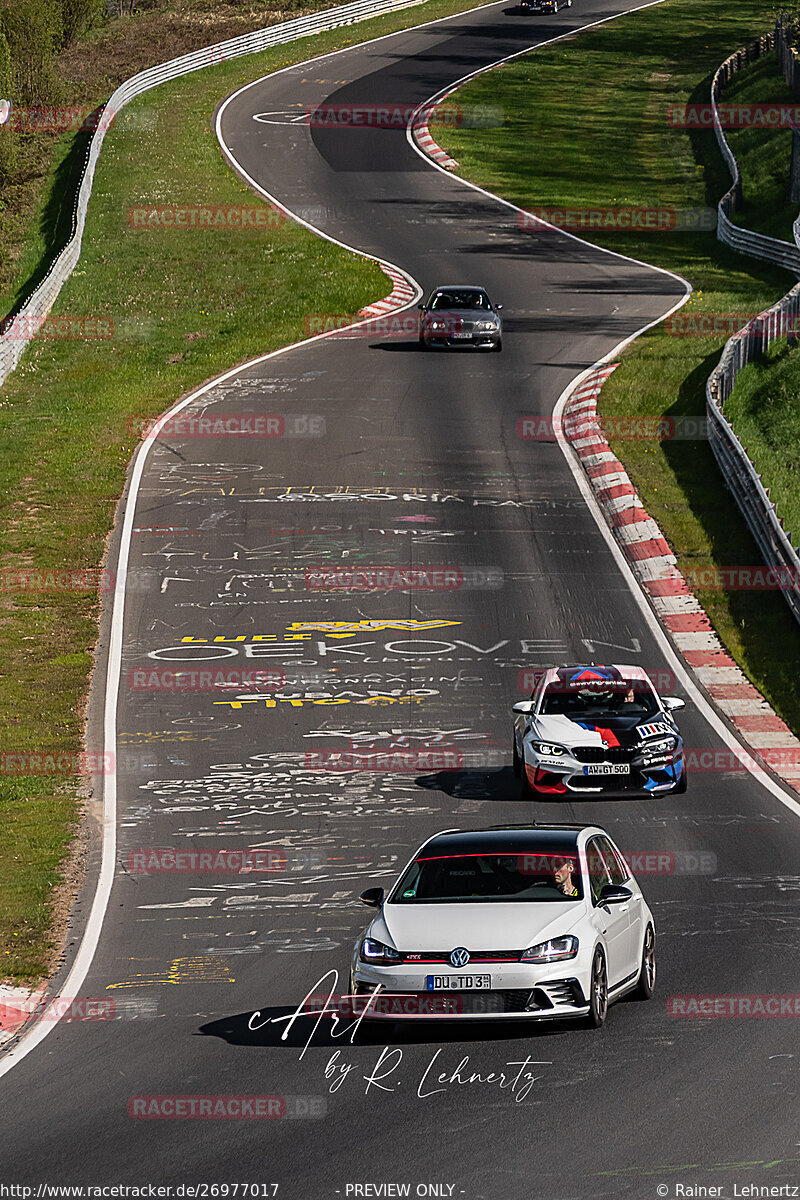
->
<box><xmin>0</xmin><ymin>0</ymin><xmax>394</xmax><ymax>317</ymax></box>
<box><xmin>434</xmin><ymin>0</ymin><xmax>800</xmax><ymax>730</ymax></box>
<box><xmin>706</xmin><ymin>46</ymin><xmax>800</xmax><ymax>557</ymax></box>
<box><xmin>0</xmin><ymin>0</ymin><xmax>496</xmax><ymax>986</ymax></box>
<box><xmin>723</xmin><ymin>53</ymin><xmax>796</xmax><ymax>241</ymax></box>
<box><xmin>0</xmin><ymin>129</ymin><xmax>94</xmax><ymax>320</ymax></box>
<box><xmin>724</xmin><ymin>339</ymin><xmax>800</xmax><ymax>545</ymax></box>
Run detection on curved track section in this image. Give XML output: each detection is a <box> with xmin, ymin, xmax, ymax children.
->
<box><xmin>2</xmin><ymin>3</ymin><xmax>800</xmax><ymax>1197</ymax></box>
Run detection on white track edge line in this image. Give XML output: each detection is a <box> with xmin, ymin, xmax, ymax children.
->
<box><xmin>3</xmin><ymin>0</ymin><xmax>793</xmax><ymax>1080</ymax></box>
<box><xmin>6</xmin><ymin>0</ymin><xmax>535</xmax><ymax>1071</ymax></box>
<box><xmin>553</xmin><ymin>378</ymin><xmax>800</xmax><ymax>817</ymax></box>
<box><xmin>3</xmin><ymin>0</ymin><xmax>528</xmax><ymax>1068</ymax></box>
<box><xmin>404</xmin><ymin>5</ymin><xmax>800</xmax><ymax>814</ymax></box>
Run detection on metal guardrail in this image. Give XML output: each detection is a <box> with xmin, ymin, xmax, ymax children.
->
<box><xmin>706</xmin><ymin>22</ymin><xmax>800</xmax><ymax>623</ymax></box>
<box><xmin>712</xmin><ymin>30</ymin><xmax>800</xmax><ymax>276</ymax></box>
<box><xmin>706</xmin><ymin>285</ymin><xmax>800</xmax><ymax>623</ymax></box>
<box><xmin>0</xmin><ymin>0</ymin><xmax>426</xmax><ymax>387</ymax></box>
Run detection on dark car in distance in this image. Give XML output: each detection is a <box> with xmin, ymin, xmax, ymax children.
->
<box><xmin>519</xmin><ymin>0</ymin><xmax>572</xmax><ymax>11</ymax></box>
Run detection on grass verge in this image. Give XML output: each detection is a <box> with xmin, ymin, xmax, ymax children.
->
<box><xmin>709</xmin><ymin>49</ymin><xmax>800</xmax><ymax>555</ymax></box>
<box><xmin>0</xmin><ymin>0</ymin><xmax>384</xmax><ymax>317</ymax></box>
<box><xmin>723</xmin><ymin>52</ymin><xmax>796</xmax><ymax>242</ymax></box>
<box><xmin>723</xmin><ymin>338</ymin><xmax>800</xmax><ymax>549</ymax></box>
<box><xmin>433</xmin><ymin>0</ymin><xmax>800</xmax><ymax>729</ymax></box>
<box><xmin>0</xmin><ymin>0</ymin><xmax>495</xmax><ymax>986</ymax></box>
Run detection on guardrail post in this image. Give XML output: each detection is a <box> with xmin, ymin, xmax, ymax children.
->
<box><xmin>792</xmin><ymin>129</ymin><xmax>800</xmax><ymax>204</ymax></box>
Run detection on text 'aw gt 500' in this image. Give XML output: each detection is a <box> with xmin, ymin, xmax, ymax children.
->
<box><xmin>512</xmin><ymin>664</ymin><xmax>686</xmax><ymax>798</ymax></box>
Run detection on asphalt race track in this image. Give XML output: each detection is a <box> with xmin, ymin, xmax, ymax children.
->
<box><xmin>3</xmin><ymin>1</ymin><xmax>800</xmax><ymax>1196</ymax></box>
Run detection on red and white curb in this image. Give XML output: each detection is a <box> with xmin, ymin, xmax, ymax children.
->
<box><xmin>411</xmin><ymin>99</ymin><xmax>460</xmax><ymax>170</ymax></box>
<box><xmin>0</xmin><ymin>986</ymin><xmax>45</xmax><ymax>1046</ymax></box>
<box><xmin>357</xmin><ymin>264</ymin><xmax>418</xmax><ymax>318</ymax></box>
<box><xmin>564</xmin><ymin>364</ymin><xmax>800</xmax><ymax>792</ymax></box>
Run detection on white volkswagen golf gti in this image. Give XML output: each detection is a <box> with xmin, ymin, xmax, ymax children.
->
<box><xmin>349</xmin><ymin>824</ymin><xmax>656</xmax><ymax>1028</ymax></box>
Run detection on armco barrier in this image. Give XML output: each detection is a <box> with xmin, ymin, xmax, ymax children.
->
<box><xmin>778</xmin><ymin>16</ymin><xmax>800</xmax><ymax>98</ymax></box>
<box><xmin>0</xmin><ymin>0</ymin><xmax>426</xmax><ymax>388</ymax></box>
<box><xmin>706</xmin><ymin>283</ymin><xmax>800</xmax><ymax>624</ymax></box>
<box><xmin>712</xmin><ymin>28</ymin><xmax>800</xmax><ymax>276</ymax></box>
<box><xmin>704</xmin><ymin>26</ymin><xmax>800</xmax><ymax>625</ymax></box>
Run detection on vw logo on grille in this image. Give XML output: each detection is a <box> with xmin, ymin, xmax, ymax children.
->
<box><xmin>449</xmin><ymin>947</ymin><xmax>470</xmax><ymax>968</ymax></box>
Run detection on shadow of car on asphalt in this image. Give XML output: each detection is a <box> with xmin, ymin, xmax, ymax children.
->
<box><xmin>197</xmin><ymin>1005</ymin><xmax>579</xmax><ymax>1048</ymax></box>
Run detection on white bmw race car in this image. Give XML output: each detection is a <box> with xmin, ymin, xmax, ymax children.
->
<box><xmin>513</xmin><ymin>664</ymin><xmax>686</xmax><ymax>798</ymax></box>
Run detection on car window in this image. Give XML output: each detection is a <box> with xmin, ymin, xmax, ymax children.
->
<box><xmin>596</xmin><ymin>836</ymin><xmax>630</xmax><ymax>885</ymax></box>
<box><xmin>540</xmin><ymin>679</ymin><xmax>658</xmax><ymax>718</ymax></box>
<box><xmin>586</xmin><ymin>838</ymin><xmax>613</xmax><ymax>904</ymax></box>
<box><xmin>430</xmin><ymin>290</ymin><xmax>490</xmax><ymax>311</ymax></box>
<box><xmin>390</xmin><ymin>850</ymin><xmax>583</xmax><ymax>903</ymax></box>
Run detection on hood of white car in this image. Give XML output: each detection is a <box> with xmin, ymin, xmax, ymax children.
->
<box><xmin>529</xmin><ymin>711</ymin><xmax>674</xmax><ymax>749</ymax></box>
<box><xmin>373</xmin><ymin>902</ymin><xmax>585</xmax><ymax>952</ymax></box>
<box><xmin>531</xmin><ymin>714</ymin><xmax>606</xmax><ymax>747</ymax></box>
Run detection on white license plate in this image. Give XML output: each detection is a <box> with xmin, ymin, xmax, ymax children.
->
<box><xmin>426</xmin><ymin>974</ymin><xmax>492</xmax><ymax>990</ymax></box>
<box><xmin>585</xmin><ymin>764</ymin><xmax>630</xmax><ymax>775</ymax></box>
<box><xmin>452</xmin><ymin>331</ymin><xmax>472</xmax><ymax>339</ymax></box>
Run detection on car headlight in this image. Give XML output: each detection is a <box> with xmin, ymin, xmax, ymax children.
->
<box><xmin>521</xmin><ymin>936</ymin><xmax>579</xmax><ymax>963</ymax></box>
<box><xmin>531</xmin><ymin>740</ymin><xmax>566</xmax><ymax>756</ymax></box>
<box><xmin>360</xmin><ymin>937</ymin><xmax>401</xmax><ymax>964</ymax></box>
<box><xmin>643</xmin><ymin>736</ymin><xmax>677</xmax><ymax>753</ymax></box>
<box><xmin>429</xmin><ymin>320</ymin><xmax>447</xmax><ymax>330</ymax></box>
<box><xmin>477</xmin><ymin>320</ymin><xmax>498</xmax><ymax>330</ymax></box>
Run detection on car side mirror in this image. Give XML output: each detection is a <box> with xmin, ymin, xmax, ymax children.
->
<box><xmin>495</xmin><ymin>304</ymin><xmax>503</xmax><ymax>311</ymax></box>
<box><xmin>597</xmin><ymin>884</ymin><xmax>632</xmax><ymax>906</ymax></box>
<box><xmin>416</xmin><ymin>303</ymin><xmax>425</xmax><ymax>311</ymax></box>
<box><xmin>512</xmin><ymin>701</ymin><xmax>535</xmax><ymax>714</ymax></box>
<box><xmin>359</xmin><ymin>886</ymin><xmax>384</xmax><ymax>908</ymax></box>
<box><xmin>662</xmin><ymin>697</ymin><xmax>685</xmax><ymax>711</ymax></box>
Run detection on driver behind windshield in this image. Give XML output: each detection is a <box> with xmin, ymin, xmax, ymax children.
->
<box><xmin>395</xmin><ymin>851</ymin><xmax>582</xmax><ymax>901</ymax></box>
<box><xmin>542</xmin><ymin>681</ymin><xmax>656</xmax><ymax>716</ymax></box>
<box><xmin>579</xmin><ymin>685</ymin><xmax>635</xmax><ymax>709</ymax></box>
<box><xmin>430</xmin><ymin>291</ymin><xmax>489</xmax><ymax>310</ymax></box>
<box><xmin>553</xmin><ymin>857</ymin><xmax>578</xmax><ymax>897</ymax></box>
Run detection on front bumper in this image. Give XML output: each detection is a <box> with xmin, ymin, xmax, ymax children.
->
<box><xmin>422</xmin><ymin>329</ymin><xmax>500</xmax><ymax>348</ymax></box>
<box><xmin>351</xmin><ymin>963</ymin><xmax>589</xmax><ymax>1020</ymax></box>
<box><xmin>524</xmin><ymin>750</ymin><xmax>684</xmax><ymax>795</ymax></box>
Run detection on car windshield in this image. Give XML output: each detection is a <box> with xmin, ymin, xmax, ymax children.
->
<box><xmin>391</xmin><ymin>851</ymin><xmax>583</xmax><ymax>903</ymax></box>
<box><xmin>540</xmin><ymin>680</ymin><xmax>659</xmax><ymax>718</ymax></box>
<box><xmin>430</xmin><ymin>290</ymin><xmax>491</xmax><ymax>311</ymax></box>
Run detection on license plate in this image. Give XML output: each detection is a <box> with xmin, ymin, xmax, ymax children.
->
<box><xmin>585</xmin><ymin>764</ymin><xmax>630</xmax><ymax>775</ymax></box>
<box><xmin>452</xmin><ymin>331</ymin><xmax>472</xmax><ymax>339</ymax></box>
<box><xmin>426</xmin><ymin>974</ymin><xmax>492</xmax><ymax>990</ymax></box>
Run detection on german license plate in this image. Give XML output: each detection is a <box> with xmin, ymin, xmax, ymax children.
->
<box><xmin>585</xmin><ymin>764</ymin><xmax>630</xmax><ymax>775</ymax></box>
<box><xmin>452</xmin><ymin>331</ymin><xmax>472</xmax><ymax>339</ymax></box>
<box><xmin>426</xmin><ymin>974</ymin><xmax>492</xmax><ymax>990</ymax></box>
